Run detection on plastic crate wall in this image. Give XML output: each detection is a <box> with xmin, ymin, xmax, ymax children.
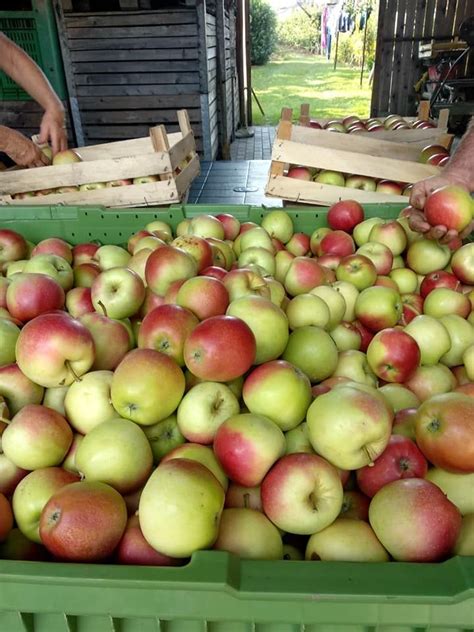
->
<box><xmin>0</xmin><ymin>16</ymin><xmax>42</xmax><ymax>100</ymax></box>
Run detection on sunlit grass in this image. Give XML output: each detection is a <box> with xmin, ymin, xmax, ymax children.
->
<box><xmin>251</xmin><ymin>50</ymin><xmax>372</xmax><ymax>125</ymax></box>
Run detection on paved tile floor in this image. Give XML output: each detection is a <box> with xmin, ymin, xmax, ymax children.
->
<box><xmin>188</xmin><ymin>127</ymin><xmax>281</xmax><ymax>207</ymax></box>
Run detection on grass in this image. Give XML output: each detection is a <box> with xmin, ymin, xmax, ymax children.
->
<box><xmin>251</xmin><ymin>50</ymin><xmax>373</xmax><ymax>126</ymax></box>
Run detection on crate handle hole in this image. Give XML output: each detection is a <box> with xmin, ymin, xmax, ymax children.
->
<box><xmin>101</xmin><ymin>215</ymin><xmax>105</xmax><ymax>220</ymax></box>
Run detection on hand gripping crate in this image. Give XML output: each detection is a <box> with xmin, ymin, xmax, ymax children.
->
<box><xmin>0</xmin><ymin>110</ymin><xmax>199</xmax><ymax>208</ymax></box>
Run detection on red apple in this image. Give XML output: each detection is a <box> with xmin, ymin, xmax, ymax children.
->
<box><xmin>73</xmin><ymin>262</ymin><xmax>101</xmax><ymax>288</ymax></box>
<box><xmin>419</xmin><ymin>144</ymin><xmax>449</xmax><ymax>164</ymax></box>
<box><xmin>0</xmin><ymin>363</ymin><xmax>44</xmax><ymax>416</ymax></box>
<box><xmin>392</xmin><ymin>407</ymin><xmax>418</xmax><ymax>440</ymax></box>
<box><xmin>176</xmin><ymin>276</ymin><xmax>229</xmax><ymax>320</ymax></box>
<box><xmin>72</xmin><ymin>243</ymin><xmax>99</xmax><ymax>266</ymax></box>
<box><xmin>31</xmin><ymin>238</ymin><xmax>72</xmax><ymax>264</ymax></box>
<box><xmin>200</xmin><ymin>265</ymin><xmax>227</xmax><ymax>281</ymax></box>
<box><xmin>400</xmin><ymin>292</ymin><xmax>424</xmax><ymax>325</ymax></box>
<box><xmin>184</xmin><ymin>315</ymin><xmax>256</xmax><ymax>382</ymax></box>
<box><xmin>116</xmin><ymin>515</ymin><xmax>182</xmax><ymax>565</ymax></box>
<box><xmin>216</xmin><ymin>214</ymin><xmax>241</xmax><ymax>241</ymax></box>
<box><xmin>367</xmin><ymin>328</ymin><xmax>420</xmax><ymax>383</ymax></box>
<box><xmin>0</xmin><ymin>493</ymin><xmax>13</xmax><ymax>541</ymax></box>
<box><xmin>357</xmin><ymin>435</ymin><xmax>428</xmax><ymax>497</ymax></box>
<box><xmin>376</xmin><ymin>180</ymin><xmax>403</xmax><ymax>195</ymax></box>
<box><xmin>415</xmin><ymin>393</ymin><xmax>474</xmax><ymax>473</ymax></box>
<box><xmin>424</xmin><ymin>185</ymin><xmax>473</xmax><ymax>232</ymax></box>
<box><xmin>339</xmin><ymin>490</ymin><xmax>370</xmax><ymax>520</ymax></box>
<box><xmin>287</xmin><ymin>166</ymin><xmax>312</xmax><ymax>180</ymax></box>
<box><xmin>284</xmin><ymin>257</ymin><xmax>327</xmax><ymax>296</ymax></box>
<box><xmin>369</xmin><ymin>478</ymin><xmax>461</xmax><ymax>562</ymax></box>
<box><xmin>39</xmin><ymin>481</ymin><xmax>127</xmax><ymax>561</ymax></box>
<box><xmin>145</xmin><ymin>245</ymin><xmax>198</xmax><ymax>296</ymax></box>
<box><xmin>319</xmin><ymin>231</ymin><xmax>355</xmax><ymax>257</ymax></box>
<box><xmin>80</xmin><ymin>312</ymin><xmax>131</xmax><ymax>371</ymax></box>
<box><xmin>327</xmin><ymin>200</ymin><xmax>364</xmax><ymax>233</ymax></box>
<box><xmin>420</xmin><ymin>270</ymin><xmax>460</xmax><ymax>297</ymax></box>
<box><xmin>0</xmin><ymin>229</ymin><xmax>27</xmax><ymax>265</ymax></box>
<box><xmin>65</xmin><ymin>287</ymin><xmax>94</xmax><ymax>319</ymax></box>
<box><xmin>6</xmin><ymin>273</ymin><xmax>65</xmax><ymax>322</ymax></box>
<box><xmin>171</xmin><ymin>235</ymin><xmax>213</xmax><ymax>273</ymax></box>
<box><xmin>138</xmin><ymin>304</ymin><xmax>199</xmax><ymax>366</ymax></box>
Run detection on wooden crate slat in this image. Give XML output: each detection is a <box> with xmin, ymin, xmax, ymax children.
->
<box><xmin>77</xmin><ymin>95</ymin><xmax>201</xmax><ymax>110</ymax></box>
<box><xmin>70</xmin><ymin>49</ymin><xmax>198</xmax><ymax>62</ymax></box>
<box><xmin>66</xmin><ymin>24</ymin><xmax>198</xmax><ymax>39</ymax></box>
<box><xmin>74</xmin><ymin>72</ymin><xmax>199</xmax><ymax>86</ymax></box>
<box><xmin>272</xmin><ymin>138</ymin><xmax>439</xmax><ymax>185</ymax></box>
<box><xmin>81</xmin><ymin>109</ymin><xmax>201</xmax><ymax>125</ymax></box>
<box><xmin>175</xmin><ymin>153</ymin><xmax>200</xmax><ymax>196</ymax></box>
<box><xmin>65</xmin><ymin>11</ymin><xmax>197</xmax><ymax>28</ymax></box>
<box><xmin>76</xmin><ymin>84</ymin><xmax>201</xmax><ymax>97</ymax></box>
<box><xmin>290</xmin><ymin>127</ymin><xmax>424</xmax><ymax>161</ymax></box>
<box><xmin>265</xmin><ymin>175</ymin><xmax>409</xmax><ymax>206</ymax></box>
<box><xmin>72</xmin><ymin>61</ymin><xmax>199</xmax><ymax>74</ymax></box>
<box><xmin>388</xmin><ymin>0</ymin><xmax>408</xmax><ymax>114</ymax></box>
<box><xmin>68</xmin><ymin>36</ymin><xmax>199</xmax><ymax>50</ymax></box>
<box><xmin>83</xmin><ymin>124</ymin><xmax>203</xmax><ymax>140</ymax></box>
<box><xmin>357</xmin><ymin>128</ymin><xmax>451</xmax><ymax>147</ymax></box>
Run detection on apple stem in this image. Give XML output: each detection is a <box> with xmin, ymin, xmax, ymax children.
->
<box><xmin>65</xmin><ymin>361</ymin><xmax>82</xmax><ymax>383</ymax></box>
<box><xmin>364</xmin><ymin>445</ymin><xmax>376</xmax><ymax>467</ymax></box>
<box><xmin>243</xmin><ymin>493</ymin><xmax>250</xmax><ymax>509</ymax></box>
<box><xmin>98</xmin><ymin>300</ymin><xmax>108</xmax><ymax>317</ymax></box>
<box><xmin>0</xmin><ymin>415</ymin><xmax>11</xmax><ymax>425</ymax></box>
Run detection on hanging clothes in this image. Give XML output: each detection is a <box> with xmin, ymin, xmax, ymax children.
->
<box><xmin>321</xmin><ymin>5</ymin><xmax>329</xmax><ymax>53</ymax></box>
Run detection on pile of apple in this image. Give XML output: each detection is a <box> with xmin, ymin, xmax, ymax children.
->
<box><xmin>0</xmin><ymin>186</ymin><xmax>473</xmax><ymax>566</ymax></box>
<box><xmin>308</xmin><ymin>114</ymin><xmax>437</xmax><ymax>133</ymax></box>
<box><xmin>12</xmin><ymin>148</ymin><xmax>188</xmax><ymax>199</ymax></box>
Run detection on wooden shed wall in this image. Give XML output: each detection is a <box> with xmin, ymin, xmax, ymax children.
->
<box><xmin>372</xmin><ymin>0</ymin><xmax>474</xmax><ymax>117</ymax></box>
<box><xmin>59</xmin><ymin>8</ymin><xmax>205</xmax><ymax>151</ymax></box>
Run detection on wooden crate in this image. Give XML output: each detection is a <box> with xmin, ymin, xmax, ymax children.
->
<box><xmin>0</xmin><ymin>110</ymin><xmax>199</xmax><ymax>208</ymax></box>
<box><xmin>265</xmin><ymin>108</ymin><xmax>442</xmax><ymax>207</ymax></box>
<box><xmin>298</xmin><ymin>102</ymin><xmax>453</xmax><ymax>150</ymax></box>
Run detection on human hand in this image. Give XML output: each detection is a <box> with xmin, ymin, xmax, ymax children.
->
<box><xmin>38</xmin><ymin>106</ymin><xmax>67</xmax><ymax>156</ymax></box>
<box><xmin>4</xmin><ymin>128</ymin><xmax>50</xmax><ymax>168</ymax></box>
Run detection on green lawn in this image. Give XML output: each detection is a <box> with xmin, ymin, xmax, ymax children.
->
<box><xmin>251</xmin><ymin>51</ymin><xmax>372</xmax><ymax>125</ymax></box>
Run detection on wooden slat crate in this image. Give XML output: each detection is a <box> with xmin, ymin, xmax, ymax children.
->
<box><xmin>298</xmin><ymin>102</ymin><xmax>452</xmax><ymax>149</ymax></box>
<box><xmin>418</xmin><ymin>38</ymin><xmax>468</xmax><ymax>59</ymax></box>
<box><xmin>265</xmin><ymin>108</ymin><xmax>442</xmax><ymax>207</ymax></box>
<box><xmin>0</xmin><ymin>110</ymin><xmax>199</xmax><ymax>209</ymax></box>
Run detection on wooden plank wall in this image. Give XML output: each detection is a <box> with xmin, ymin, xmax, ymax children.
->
<box><xmin>371</xmin><ymin>0</ymin><xmax>474</xmax><ymax>117</ymax></box>
<box><xmin>61</xmin><ymin>9</ymin><xmax>204</xmax><ymax>151</ymax></box>
<box><xmin>225</xmin><ymin>8</ymin><xmax>239</xmax><ymax>146</ymax></box>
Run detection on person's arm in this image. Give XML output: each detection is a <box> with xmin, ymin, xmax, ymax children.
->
<box><xmin>0</xmin><ymin>125</ymin><xmax>48</xmax><ymax>168</ymax></box>
<box><xmin>0</xmin><ymin>33</ymin><xmax>67</xmax><ymax>155</ymax></box>
<box><xmin>409</xmin><ymin>118</ymin><xmax>474</xmax><ymax>242</ymax></box>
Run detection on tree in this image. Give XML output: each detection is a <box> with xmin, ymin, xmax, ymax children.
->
<box><xmin>250</xmin><ymin>0</ymin><xmax>277</xmax><ymax>65</ymax></box>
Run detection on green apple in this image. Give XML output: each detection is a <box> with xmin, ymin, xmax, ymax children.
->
<box><xmin>189</xmin><ymin>214</ymin><xmax>225</xmax><ymax>240</ymax></box>
<box><xmin>332</xmin><ymin>281</ymin><xmax>359</xmax><ymax>321</ymax></box>
<box><xmin>0</xmin><ymin>319</ymin><xmax>20</xmax><ymax>367</ymax></box>
<box><xmin>12</xmin><ymin>467</ymin><xmax>79</xmax><ymax>543</ymax></box>
<box><xmin>214</xmin><ymin>508</ymin><xmax>283</xmax><ymax>560</ymax></box>
<box><xmin>463</xmin><ymin>344</ymin><xmax>474</xmax><ymax>381</ymax></box>
<box><xmin>274</xmin><ymin>250</ymin><xmax>295</xmax><ymax>284</ymax></box>
<box><xmin>91</xmin><ymin>267</ymin><xmax>145</xmax><ymax>320</ymax></box>
<box><xmin>282</xmin><ymin>326</ymin><xmax>338</xmax><ymax>383</ymax></box>
<box><xmin>310</xmin><ymin>285</ymin><xmax>346</xmax><ymax>329</ymax></box>
<box><xmin>42</xmin><ymin>386</ymin><xmax>69</xmax><ymax>417</ymax></box>
<box><xmin>227</xmin><ymin>295</ymin><xmax>289</xmax><ymax>364</ymax></box>
<box><xmin>143</xmin><ymin>414</ymin><xmax>185</xmax><ymax>463</ymax></box>
<box><xmin>353</xmin><ymin>217</ymin><xmax>385</xmax><ymax>247</ymax></box>
<box><xmin>261</xmin><ymin>210</ymin><xmax>293</xmax><ymax>244</ymax></box>
<box><xmin>285</xmin><ymin>422</ymin><xmax>315</xmax><ymax>455</ymax></box>
<box><xmin>306</xmin><ymin>382</ymin><xmax>392</xmax><ymax>469</ymax></box>
<box><xmin>378</xmin><ymin>383</ymin><xmax>420</xmax><ymax>413</ymax></box>
<box><xmin>161</xmin><ymin>442</ymin><xmax>228</xmax><ymax>490</ymax></box>
<box><xmin>389</xmin><ymin>268</ymin><xmax>418</xmax><ymax>294</ymax></box>
<box><xmin>285</xmin><ymin>293</ymin><xmax>330</xmax><ymax>330</ymax></box>
<box><xmin>75</xmin><ymin>417</ymin><xmax>153</xmax><ymax>494</ymax></box>
<box><xmin>333</xmin><ymin>349</ymin><xmax>378</xmax><ymax>387</ymax></box>
<box><xmin>139</xmin><ymin>459</ymin><xmax>225</xmax><ymax>558</ymax></box>
<box><xmin>238</xmin><ymin>247</ymin><xmax>275</xmax><ymax>276</ymax></box>
<box><xmin>5</xmin><ymin>260</ymin><xmax>27</xmax><ymax>277</ymax></box>
<box><xmin>406</xmin><ymin>239</ymin><xmax>451</xmax><ymax>275</ymax></box>
<box><xmin>404</xmin><ymin>363</ymin><xmax>457</xmax><ymax>402</ymax></box>
<box><xmin>23</xmin><ymin>254</ymin><xmax>73</xmax><ymax>291</ymax></box>
<box><xmin>305</xmin><ymin>518</ymin><xmax>389</xmax><ymax>561</ymax></box>
<box><xmin>64</xmin><ymin>370</ymin><xmax>117</xmax><ymax>434</ymax></box>
<box><xmin>111</xmin><ymin>349</ymin><xmax>185</xmax><ymax>425</ymax></box>
<box><xmin>93</xmin><ymin>245</ymin><xmax>131</xmax><ymax>270</ymax></box>
<box><xmin>242</xmin><ymin>360</ymin><xmax>312</xmax><ymax>431</ymax></box>
<box><xmin>439</xmin><ymin>315</ymin><xmax>474</xmax><ymax>367</ymax></box>
<box><xmin>426</xmin><ymin>468</ymin><xmax>474</xmax><ymax>515</ymax></box>
<box><xmin>454</xmin><ymin>514</ymin><xmax>474</xmax><ymax>556</ymax></box>
<box><xmin>177</xmin><ymin>381</ymin><xmax>240</xmax><ymax>444</ymax></box>
<box><xmin>404</xmin><ymin>315</ymin><xmax>451</xmax><ymax>366</ymax></box>
<box><xmin>265</xmin><ymin>278</ymin><xmax>286</xmax><ymax>307</ymax></box>
<box><xmin>329</xmin><ymin>322</ymin><xmax>361</xmax><ymax>351</ymax></box>
<box><xmin>239</xmin><ymin>227</ymin><xmax>273</xmax><ymax>253</ymax></box>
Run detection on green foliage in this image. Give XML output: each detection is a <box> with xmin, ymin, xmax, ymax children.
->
<box><xmin>250</xmin><ymin>0</ymin><xmax>278</xmax><ymax>66</ymax></box>
<box><xmin>277</xmin><ymin>8</ymin><xmax>321</xmax><ymax>54</ymax></box>
<box><xmin>337</xmin><ymin>13</ymin><xmax>377</xmax><ymax>69</ymax></box>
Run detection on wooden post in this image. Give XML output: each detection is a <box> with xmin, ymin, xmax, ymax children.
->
<box><xmin>437</xmin><ymin>108</ymin><xmax>449</xmax><ymax>129</ymax></box>
<box><xmin>149</xmin><ymin>126</ymin><xmax>172</xmax><ymax>181</ymax></box>
<box><xmin>360</xmin><ymin>12</ymin><xmax>369</xmax><ymax>88</ymax></box>
<box><xmin>270</xmin><ymin>108</ymin><xmax>293</xmax><ymax>178</ymax></box>
<box><xmin>300</xmin><ymin>103</ymin><xmax>310</xmax><ymax>126</ymax></box>
<box><xmin>245</xmin><ymin>0</ymin><xmax>252</xmax><ymax>127</ymax></box>
<box><xmin>216</xmin><ymin>0</ymin><xmax>230</xmax><ymax>159</ymax></box>
<box><xmin>52</xmin><ymin>0</ymin><xmax>85</xmax><ymax>147</ymax></box>
<box><xmin>333</xmin><ymin>29</ymin><xmax>340</xmax><ymax>70</ymax></box>
<box><xmin>236</xmin><ymin>0</ymin><xmax>247</xmax><ymax>129</ymax></box>
<box><xmin>418</xmin><ymin>100</ymin><xmax>431</xmax><ymax>121</ymax></box>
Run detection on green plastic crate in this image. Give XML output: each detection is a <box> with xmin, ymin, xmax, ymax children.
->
<box><xmin>0</xmin><ymin>202</ymin><xmax>473</xmax><ymax>632</ymax></box>
<box><xmin>0</xmin><ymin>202</ymin><xmax>408</xmax><ymax>244</ymax></box>
<box><xmin>0</xmin><ymin>3</ymin><xmax>67</xmax><ymax>100</ymax></box>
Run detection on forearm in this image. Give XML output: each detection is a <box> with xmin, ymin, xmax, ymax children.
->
<box><xmin>0</xmin><ymin>33</ymin><xmax>63</xmax><ymax>115</ymax></box>
<box><xmin>442</xmin><ymin>118</ymin><xmax>474</xmax><ymax>191</ymax></box>
<box><xmin>0</xmin><ymin>125</ymin><xmax>16</xmax><ymax>154</ymax></box>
